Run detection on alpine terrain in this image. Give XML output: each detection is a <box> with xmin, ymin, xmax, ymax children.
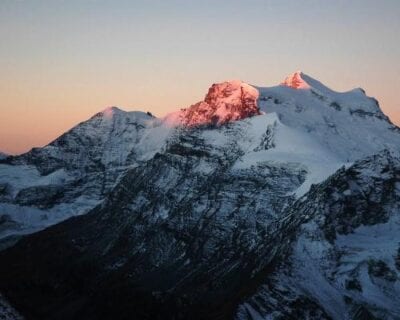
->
<box><xmin>0</xmin><ymin>72</ymin><xmax>400</xmax><ymax>319</ymax></box>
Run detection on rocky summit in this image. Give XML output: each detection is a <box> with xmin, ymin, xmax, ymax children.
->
<box><xmin>0</xmin><ymin>73</ymin><xmax>400</xmax><ymax>320</ymax></box>
<box><xmin>165</xmin><ymin>80</ymin><xmax>261</xmax><ymax>127</ymax></box>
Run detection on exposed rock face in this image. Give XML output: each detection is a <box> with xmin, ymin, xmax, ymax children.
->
<box><xmin>177</xmin><ymin>80</ymin><xmax>261</xmax><ymax>127</ymax></box>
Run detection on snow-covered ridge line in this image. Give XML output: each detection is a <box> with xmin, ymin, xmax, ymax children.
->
<box><xmin>89</xmin><ymin>71</ymin><xmax>391</xmax><ymax>132</ymax></box>
<box><xmin>80</xmin><ymin>71</ymin><xmax>393</xmax><ymax>132</ymax></box>
<box><xmin>0</xmin><ymin>71</ymin><xmax>399</xmax><ymax>247</ymax></box>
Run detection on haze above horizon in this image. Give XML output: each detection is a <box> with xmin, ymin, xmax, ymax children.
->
<box><xmin>1</xmin><ymin>0</ymin><xmax>399</xmax><ymax>154</ymax></box>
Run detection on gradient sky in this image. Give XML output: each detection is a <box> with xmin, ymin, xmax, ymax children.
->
<box><xmin>1</xmin><ymin>0</ymin><xmax>399</xmax><ymax>154</ymax></box>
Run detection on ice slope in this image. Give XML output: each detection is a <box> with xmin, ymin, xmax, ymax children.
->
<box><xmin>231</xmin><ymin>113</ymin><xmax>343</xmax><ymax>197</ymax></box>
<box><xmin>257</xmin><ymin>71</ymin><xmax>399</xmax><ymax>161</ymax></box>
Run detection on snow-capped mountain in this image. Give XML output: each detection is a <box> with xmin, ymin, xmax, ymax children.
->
<box><xmin>0</xmin><ymin>107</ymin><xmax>166</xmax><ymax>247</ymax></box>
<box><xmin>13</xmin><ymin>107</ymin><xmax>156</xmax><ymax>173</ymax></box>
<box><xmin>0</xmin><ymin>72</ymin><xmax>399</xmax><ymax>319</ymax></box>
<box><xmin>261</xmin><ymin>71</ymin><xmax>397</xmax><ymax>161</ymax></box>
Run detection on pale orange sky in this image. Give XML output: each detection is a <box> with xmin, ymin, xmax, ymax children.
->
<box><xmin>1</xmin><ymin>0</ymin><xmax>399</xmax><ymax>155</ymax></box>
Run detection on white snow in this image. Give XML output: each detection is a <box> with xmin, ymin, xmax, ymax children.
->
<box><xmin>0</xmin><ymin>165</ymin><xmax>71</xmax><ymax>197</ymax></box>
<box><xmin>229</xmin><ymin>113</ymin><xmax>343</xmax><ymax>197</ymax></box>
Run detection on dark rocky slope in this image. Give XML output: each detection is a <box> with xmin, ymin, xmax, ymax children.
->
<box><xmin>1</xmin><ymin>150</ymin><xmax>400</xmax><ymax>319</ymax></box>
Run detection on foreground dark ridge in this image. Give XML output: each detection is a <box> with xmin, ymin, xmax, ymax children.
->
<box><xmin>1</xmin><ymin>152</ymin><xmax>400</xmax><ymax>319</ymax></box>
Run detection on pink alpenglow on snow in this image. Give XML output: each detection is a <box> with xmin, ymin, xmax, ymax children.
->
<box><xmin>164</xmin><ymin>80</ymin><xmax>261</xmax><ymax>128</ymax></box>
<box><xmin>101</xmin><ymin>106</ymin><xmax>117</xmax><ymax>119</ymax></box>
<box><xmin>281</xmin><ymin>71</ymin><xmax>311</xmax><ymax>90</ymax></box>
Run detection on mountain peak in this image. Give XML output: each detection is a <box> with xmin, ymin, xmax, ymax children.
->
<box><xmin>176</xmin><ymin>80</ymin><xmax>260</xmax><ymax>127</ymax></box>
<box><xmin>281</xmin><ymin>71</ymin><xmax>311</xmax><ymax>89</ymax></box>
<box><xmin>281</xmin><ymin>71</ymin><xmax>337</xmax><ymax>94</ymax></box>
<box><xmin>204</xmin><ymin>80</ymin><xmax>258</xmax><ymax>103</ymax></box>
<box><xmin>100</xmin><ymin>106</ymin><xmax>124</xmax><ymax>119</ymax></box>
